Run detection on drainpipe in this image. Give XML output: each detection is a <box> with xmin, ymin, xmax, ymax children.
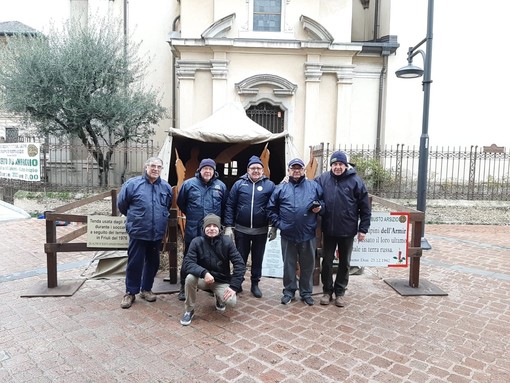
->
<box><xmin>172</xmin><ymin>14</ymin><xmax>180</xmax><ymax>130</ymax></box>
<box><xmin>375</xmin><ymin>55</ymin><xmax>387</xmax><ymax>154</ymax></box>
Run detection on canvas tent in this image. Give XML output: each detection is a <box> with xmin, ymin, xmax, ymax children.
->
<box><xmin>158</xmin><ymin>102</ymin><xmax>298</xmax><ymax>189</ymax></box>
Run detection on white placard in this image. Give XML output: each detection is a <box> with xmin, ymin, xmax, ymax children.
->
<box><xmin>351</xmin><ymin>212</ymin><xmax>409</xmax><ymax>267</ymax></box>
<box><xmin>261</xmin><ymin>233</ymin><xmax>283</xmax><ymax>278</ymax></box>
<box><xmin>87</xmin><ymin>215</ymin><xmax>129</xmax><ymax>248</ymax></box>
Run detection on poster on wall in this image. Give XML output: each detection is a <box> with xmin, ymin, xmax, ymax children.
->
<box><xmin>0</xmin><ymin>143</ymin><xmax>41</xmax><ymax>181</ymax></box>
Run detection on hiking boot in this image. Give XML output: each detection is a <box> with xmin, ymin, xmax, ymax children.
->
<box><xmin>335</xmin><ymin>296</ymin><xmax>345</xmax><ymax>307</ymax></box>
<box><xmin>251</xmin><ymin>284</ymin><xmax>262</xmax><ymax>298</ymax></box>
<box><xmin>302</xmin><ymin>296</ymin><xmax>315</xmax><ymax>306</ymax></box>
<box><xmin>177</xmin><ymin>286</ymin><xmax>185</xmax><ymax>301</ymax></box>
<box><xmin>320</xmin><ymin>294</ymin><xmax>332</xmax><ymax>305</ymax></box>
<box><xmin>180</xmin><ymin>310</ymin><xmax>195</xmax><ymax>326</ymax></box>
<box><xmin>215</xmin><ymin>295</ymin><xmax>226</xmax><ymax>312</ymax></box>
<box><xmin>281</xmin><ymin>295</ymin><xmax>294</xmax><ymax>305</ymax></box>
<box><xmin>120</xmin><ymin>293</ymin><xmax>135</xmax><ymax>309</ymax></box>
<box><xmin>140</xmin><ymin>290</ymin><xmax>157</xmax><ymax>302</ymax></box>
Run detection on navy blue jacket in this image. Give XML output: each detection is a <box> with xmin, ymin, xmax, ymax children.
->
<box><xmin>183</xmin><ymin>234</ymin><xmax>246</xmax><ymax>292</ymax></box>
<box><xmin>117</xmin><ymin>173</ymin><xmax>173</xmax><ymax>241</ymax></box>
<box><xmin>267</xmin><ymin>176</ymin><xmax>324</xmax><ymax>243</ymax></box>
<box><xmin>315</xmin><ymin>167</ymin><xmax>371</xmax><ymax>237</ymax></box>
<box><xmin>176</xmin><ymin>172</ymin><xmax>228</xmax><ymax>244</ymax></box>
<box><xmin>224</xmin><ymin>173</ymin><xmax>275</xmax><ymax>232</ymax></box>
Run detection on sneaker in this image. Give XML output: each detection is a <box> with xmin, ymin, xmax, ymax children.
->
<box><xmin>215</xmin><ymin>295</ymin><xmax>226</xmax><ymax>312</ymax></box>
<box><xmin>180</xmin><ymin>310</ymin><xmax>195</xmax><ymax>326</ymax></box>
<box><xmin>281</xmin><ymin>295</ymin><xmax>293</xmax><ymax>305</ymax></box>
<box><xmin>140</xmin><ymin>290</ymin><xmax>157</xmax><ymax>302</ymax></box>
<box><xmin>177</xmin><ymin>286</ymin><xmax>185</xmax><ymax>301</ymax></box>
<box><xmin>302</xmin><ymin>296</ymin><xmax>314</xmax><ymax>306</ymax></box>
<box><xmin>335</xmin><ymin>296</ymin><xmax>345</xmax><ymax>307</ymax></box>
<box><xmin>251</xmin><ymin>284</ymin><xmax>262</xmax><ymax>298</ymax></box>
<box><xmin>120</xmin><ymin>293</ymin><xmax>135</xmax><ymax>309</ymax></box>
<box><xmin>320</xmin><ymin>294</ymin><xmax>332</xmax><ymax>305</ymax></box>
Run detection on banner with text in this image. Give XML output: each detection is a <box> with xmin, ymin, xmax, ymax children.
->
<box><xmin>0</xmin><ymin>143</ymin><xmax>41</xmax><ymax>181</ymax></box>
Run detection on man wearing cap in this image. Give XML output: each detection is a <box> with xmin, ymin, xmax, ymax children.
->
<box><xmin>224</xmin><ymin>155</ymin><xmax>276</xmax><ymax>298</ymax></box>
<box><xmin>176</xmin><ymin>158</ymin><xmax>228</xmax><ymax>300</ymax></box>
<box><xmin>180</xmin><ymin>213</ymin><xmax>246</xmax><ymax>326</ymax></box>
<box><xmin>267</xmin><ymin>158</ymin><xmax>324</xmax><ymax>306</ymax></box>
<box><xmin>117</xmin><ymin>157</ymin><xmax>173</xmax><ymax>309</ymax></box>
<box><xmin>315</xmin><ymin>150</ymin><xmax>371</xmax><ymax>307</ymax></box>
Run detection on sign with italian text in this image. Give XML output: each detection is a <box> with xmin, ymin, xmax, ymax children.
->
<box><xmin>351</xmin><ymin>212</ymin><xmax>409</xmax><ymax>267</ymax></box>
<box><xmin>0</xmin><ymin>143</ymin><xmax>41</xmax><ymax>181</ymax></box>
<box><xmin>87</xmin><ymin>216</ymin><xmax>129</xmax><ymax>248</ymax></box>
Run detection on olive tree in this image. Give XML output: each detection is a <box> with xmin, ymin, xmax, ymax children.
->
<box><xmin>0</xmin><ymin>18</ymin><xmax>167</xmax><ymax>186</ymax></box>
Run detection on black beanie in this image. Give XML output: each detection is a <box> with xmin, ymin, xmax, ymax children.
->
<box><xmin>247</xmin><ymin>155</ymin><xmax>264</xmax><ymax>168</ymax></box>
<box><xmin>330</xmin><ymin>151</ymin><xmax>349</xmax><ymax>166</ymax></box>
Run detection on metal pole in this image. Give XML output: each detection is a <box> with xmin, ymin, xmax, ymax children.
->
<box><xmin>416</xmin><ymin>0</ymin><xmax>434</xmax><ymax>249</ymax></box>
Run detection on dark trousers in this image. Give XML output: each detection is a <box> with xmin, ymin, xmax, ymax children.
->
<box><xmin>321</xmin><ymin>233</ymin><xmax>354</xmax><ymax>297</ymax></box>
<box><xmin>234</xmin><ymin>231</ymin><xmax>267</xmax><ymax>284</ymax></box>
<box><xmin>280</xmin><ymin>237</ymin><xmax>316</xmax><ymax>298</ymax></box>
<box><xmin>125</xmin><ymin>238</ymin><xmax>161</xmax><ymax>295</ymax></box>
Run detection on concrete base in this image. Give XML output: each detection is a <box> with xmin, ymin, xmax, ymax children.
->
<box><xmin>384</xmin><ymin>278</ymin><xmax>448</xmax><ymax>296</ymax></box>
<box><xmin>21</xmin><ymin>280</ymin><xmax>85</xmax><ymax>297</ymax></box>
<box><xmin>152</xmin><ymin>277</ymin><xmax>180</xmax><ymax>294</ymax></box>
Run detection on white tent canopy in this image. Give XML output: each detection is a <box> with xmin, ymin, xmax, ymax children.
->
<box><xmin>159</xmin><ymin>102</ymin><xmax>298</xmax><ymax>185</ymax></box>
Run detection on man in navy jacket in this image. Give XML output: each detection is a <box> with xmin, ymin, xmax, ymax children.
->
<box><xmin>176</xmin><ymin>158</ymin><xmax>228</xmax><ymax>300</ymax></box>
<box><xmin>315</xmin><ymin>151</ymin><xmax>371</xmax><ymax>307</ymax></box>
<box><xmin>117</xmin><ymin>157</ymin><xmax>173</xmax><ymax>309</ymax></box>
<box><xmin>224</xmin><ymin>155</ymin><xmax>275</xmax><ymax>298</ymax></box>
<box><xmin>267</xmin><ymin>158</ymin><xmax>324</xmax><ymax>306</ymax></box>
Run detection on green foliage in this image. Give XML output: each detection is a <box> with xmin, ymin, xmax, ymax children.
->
<box><xmin>350</xmin><ymin>154</ymin><xmax>391</xmax><ymax>191</ymax></box>
<box><xmin>0</xmin><ymin>17</ymin><xmax>167</xmax><ymax>186</ymax></box>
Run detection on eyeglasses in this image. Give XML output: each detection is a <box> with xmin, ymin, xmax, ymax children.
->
<box><xmin>289</xmin><ymin>166</ymin><xmax>304</xmax><ymax>170</ymax></box>
<box><xmin>148</xmin><ymin>164</ymin><xmax>163</xmax><ymax>169</ymax></box>
<box><xmin>248</xmin><ymin>167</ymin><xmax>263</xmax><ymax>171</ymax></box>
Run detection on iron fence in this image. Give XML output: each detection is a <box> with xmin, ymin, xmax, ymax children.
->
<box><xmin>312</xmin><ymin>143</ymin><xmax>510</xmax><ymax>201</ymax></box>
<box><xmin>0</xmin><ymin>136</ymin><xmax>160</xmax><ymax>202</ymax></box>
<box><xmin>1</xmin><ymin>138</ymin><xmax>509</xmax><ymax>203</ymax></box>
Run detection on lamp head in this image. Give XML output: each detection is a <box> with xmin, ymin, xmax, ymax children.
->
<box><xmin>395</xmin><ymin>63</ymin><xmax>424</xmax><ymax>79</ymax></box>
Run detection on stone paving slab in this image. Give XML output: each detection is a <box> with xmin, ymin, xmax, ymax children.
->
<box><xmin>0</xmin><ymin>219</ymin><xmax>509</xmax><ymax>382</ymax></box>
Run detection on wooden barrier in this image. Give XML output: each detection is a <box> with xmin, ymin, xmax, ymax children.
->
<box><xmin>23</xmin><ymin>189</ymin><xmax>179</xmax><ymax>297</ymax></box>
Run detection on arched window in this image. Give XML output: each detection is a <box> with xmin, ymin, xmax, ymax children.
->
<box><xmin>246</xmin><ymin>102</ymin><xmax>284</xmax><ymax>133</ymax></box>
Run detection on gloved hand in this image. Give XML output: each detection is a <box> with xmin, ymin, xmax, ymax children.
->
<box><xmin>268</xmin><ymin>227</ymin><xmax>277</xmax><ymax>241</ymax></box>
<box><xmin>224</xmin><ymin>226</ymin><xmax>235</xmax><ymax>242</ymax></box>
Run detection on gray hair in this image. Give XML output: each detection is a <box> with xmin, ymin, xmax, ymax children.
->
<box><xmin>145</xmin><ymin>157</ymin><xmax>163</xmax><ymax>166</ymax></box>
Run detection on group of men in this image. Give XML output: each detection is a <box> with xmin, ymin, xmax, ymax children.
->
<box><xmin>117</xmin><ymin>150</ymin><xmax>371</xmax><ymax>326</ymax></box>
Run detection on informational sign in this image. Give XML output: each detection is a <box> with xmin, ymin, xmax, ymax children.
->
<box><xmin>261</xmin><ymin>212</ymin><xmax>409</xmax><ymax>277</ymax></box>
<box><xmin>0</xmin><ymin>143</ymin><xmax>41</xmax><ymax>181</ymax></box>
<box><xmin>87</xmin><ymin>216</ymin><xmax>129</xmax><ymax>248</ymax></box>
<box><xmin>351</xmin><ymin>212</ymin><xmax>409</xmax><ymax>267</ymax></box>
<box><xmin>261</xmin><ymin>233</ymin><xmax>283</xmax><ymax>278</ymax></box>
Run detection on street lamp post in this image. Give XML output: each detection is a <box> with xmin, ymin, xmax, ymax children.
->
<box><xmin>395</xmin><ymin>0</ymin><xmax>434</xmax><ymax>250</ymax></box>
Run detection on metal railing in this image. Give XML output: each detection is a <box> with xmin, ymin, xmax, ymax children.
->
<box><xmin>312</xmin><ymin>143</ymin><xmax>510</xmax><ymax>201</ymax></box>
<box><xmin>1</xmin><ymin>138</ymin><xmax>509</xmax><ymax>203</ymax></box>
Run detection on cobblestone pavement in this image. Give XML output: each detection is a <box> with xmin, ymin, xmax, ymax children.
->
<box><xmin>0</xmin><ymin>219</ymin><xmax>509</xmax><ymax>382</ymax></box>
